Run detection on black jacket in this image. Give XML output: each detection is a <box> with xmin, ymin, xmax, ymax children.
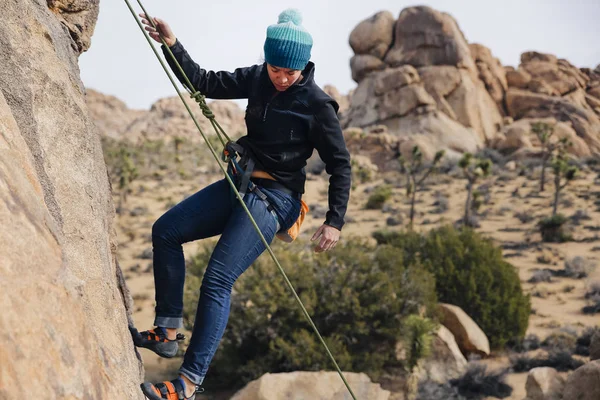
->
<box><xmin>162</xmin><ymin>40</ymin><xmax>351</xmax><ymax>230</ymax></box>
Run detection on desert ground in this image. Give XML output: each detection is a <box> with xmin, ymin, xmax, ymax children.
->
<box><xmin>111</xmin><ymin>148</ymin><xmax>599</xmax><ymax>399</ymax></box>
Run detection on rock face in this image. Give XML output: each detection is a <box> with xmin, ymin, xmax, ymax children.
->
<box><xmin>524</xmin><ymin>367</ymin><xmax>565</xmax><ymax>400</ymax></box>
<box><xmin>438</xmin><ymin>303</ymin><xmax>490</xmax><ymax>357</ymax></box>
<box><xmin>491</xmin><ymin>117</ymin><xmax>592</xmax><ymax>158</ymax></box>
<box><xmin>230</xmin><ymin>372</ymin><xmax>390</xmax><ymax>400</ymax></box>
<box><xmin>47</xmin><ymin>0</ymin><xmax>100</xmax><ymax>53</ymax></box>
<box><xmin>344</xmin><ymin>6</ymin><xmax>503</xmax><ymax>161</ymax></box>
<box><xmin>0</xmin><ymin>1</ymin><xmax>142</xmax><ymax>399</ymax></box>
<box><xmin>498</xmin><ymin>52</ymin><xmax>600</xmax><ymax>156</ymax></box>
<box><xmin>562</xmin><ymin>360</ymin><xmax>600</xmax><ymax>400</ymax></box>
<box><xmin>469</xmin><ymin>43</ymin><xmax>508</xmax><ymax>114</ymax></box>
<box><xmin>87</xmin><ymin>90</ymin><xmax>246</xmax><ymax>144</ymax></box>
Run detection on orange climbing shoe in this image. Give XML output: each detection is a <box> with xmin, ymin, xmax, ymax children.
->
<box><xmin>141</xmin><ymin>377</ymin><xmax>203</xmax><ymax>400</ymax></box>
<box><xmin>129</xmin><ymin>326</ymin><xmax>185</xmax><ymax>358</ymax></box>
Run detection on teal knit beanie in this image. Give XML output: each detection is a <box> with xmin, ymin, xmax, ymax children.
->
<box><xmin>264</xmin><ymin>9</ymin><xmax>313</xmax><ymax>70</ymax></box>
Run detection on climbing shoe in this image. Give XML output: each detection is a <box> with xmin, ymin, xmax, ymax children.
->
<box><xmin>129</xmin><ymin>326</ymin><xmax>185</xmax><ymax>358</ymax></box>
<box><xmin>141</xmin><ymin>377</ymin><xmax>203</xmax><ymax>400</ymax></box>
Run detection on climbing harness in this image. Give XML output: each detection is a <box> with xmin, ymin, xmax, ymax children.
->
<box><xmin>122</xmin><ymin>1</ymin><xmax>357</xmax><ymax>399</ymax></box>
<box><xmin>223</xmin><ymin>141</ymin><xmax>309</xmax><ymax>242</ymax></box>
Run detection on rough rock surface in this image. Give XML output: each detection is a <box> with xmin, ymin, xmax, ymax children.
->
<box><xmin>505</xmin><ymin>88</ymin><xmax>600</xmax><ymax>154</ymax></box>
<box><xmin>494</xmin><ymin>52</ymin><xmax>600</xmax><ymax>156</ymax></box>
<box><xmin>438</xmin><ymin>303</ymin><xmax>490</xmax><ymax>357</ymax></box>
<box><xmin>344</xmin><ymin>6</ymin><xmax>503</xmax><ymax>160</ymax></box>
<box><xmin>384</xmin><ymin>6</ymin><xmax>476</xmax><ymax>73</ymax></box>
<box><xmin>0</xmin><ymin>0</ymin><xmax>142</xmax><ymax>398</ymax></box>
<box><xmin>87</xmin><ymin>90</ymin><xmax>246</xmax><ymax>144</ymax></box>
<box><xmin>230</xmin><ymin>372</ymin><xmax>390</xmax><ymax>400</ymax></box>
<box><xmin>349</xmin><ymin>11</ymin><xmax>395</xmax><ymax>59</ymax></box>
<box><xmin>492</xmin><ymin>117</ymin><xmax>591</xmax><ymax>158</ymax></box>
<box><xmin>524</xmin><ymin>367</ymin><xmax>565</xmax><ymax>400</ymax></box>
<box><xmin>590</xmin><ymin>329</ymin><xmax>600</xmax><ymax>361</ymax></box>
<box><xmin>47</xmin><ymin>0</ymin><xmax>100</xmax><ymax>53</ymax></box>
<box><xmin>469</xmin><ymin>43</ymin><xmax>508</xmax><ymax>113</ymax></box>
<box><xmin>561</xmin><ymin>360</ymin><xmax>600</xmax><ymax>400</ymax></box>
<box><xmin>420</xmin><ymin>325</ymin><xmax>468</xmax><ymax>383</ymax></box>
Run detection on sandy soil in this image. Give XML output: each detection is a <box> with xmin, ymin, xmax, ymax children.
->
<box><xmin>115</xmin><ymin>164</ymin><xmax>600</xmax><ymax>400</ymax></box>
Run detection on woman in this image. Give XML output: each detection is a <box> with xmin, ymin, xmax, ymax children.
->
<box><xmin>136</xmin><ymin>9</ymin><xmax>351</xmax><ymax>400</ymax></box>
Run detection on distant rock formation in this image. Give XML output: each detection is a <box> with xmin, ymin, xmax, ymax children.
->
<box><xmin>497</xmin><ymin>53</ymin><xmax>600</xmax><ymax>157</ymax></box>
<box><xmin>87</xmin><ymin>89</ymin><xmax>246</xmax><ymax>144</ymax></box>
<box><xmin>343</xmin><ymin>6</ymin><xmax>600</xmax><ymax>161</ymax></box>
<box><xmin>344</xmin><ymin>7</ymin><xmax>503</xmax><ymax>161</ymax></box>
<box><xmin>1</xmin><ymin>1</ymin><xmax>143</xmax><ymax>398</ymax></box>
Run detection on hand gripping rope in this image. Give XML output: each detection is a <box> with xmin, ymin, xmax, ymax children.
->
<box><xmin>122</xmin><ymin>1</ymin><xmax>358</xmax><ymax>398</ymax></box>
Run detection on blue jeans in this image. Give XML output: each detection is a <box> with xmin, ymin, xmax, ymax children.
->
<box><xmin>151</xmin><ymin>178</ymin><xmax>301</xmax><ymax>385</ymax></box>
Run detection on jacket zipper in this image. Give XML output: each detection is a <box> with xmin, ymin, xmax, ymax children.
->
<box><xmin>262</xmin><ymin>92</ymin><xmax>280</xmax><ymax>122</ymax></box>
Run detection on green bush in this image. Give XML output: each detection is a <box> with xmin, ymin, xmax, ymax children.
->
<box><xmin>365</xmin><ymin>185</ymin><xmax>393</xmax><ymax>210</ymax></box>
<box><xmin>539</xmin><ymin>214</ymin><xmax>572</xmax><ymax>242</ymax></box>
<box><xmin>373</xmin><ymin>225</ymin><xmax>531</xmax><ymax>349</ymax></box>
<box><xmin>183</xmin><ymin>238</ymin><xmax>437</xmax><ymax>389</ymax></box>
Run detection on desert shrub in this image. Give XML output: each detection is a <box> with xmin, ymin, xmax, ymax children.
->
<box><xmin>563</xmin><ymin>256</ymin><xmax>597</xmax><ymax>279</ymax></box>
<box><xmin>512</xmin><ymin>351</ymin><xmax>584</xmax><ymax>372</ymax></box>
<box><xmin>449</xmin><ymin>364</ymin><xmax>512</xmax><ymax>399</ymax></box>
<box><xmin>582</xmin><ymin>295</ymin><xmax>600</xmax><ymax>314</ymax></box>
<box><xmin>539</xmin><ymin>214</ymin><xmax>572</xmax><ymax>243</ymax></box>
<box><xmin>475</xmin><ymin>148</ymin><xmax>506</xmax><ymax>166</ymax></box>
<box><xmin>585</xmin><ymin>281</ymin><xmax>600</xmax><ymax>299</ymax></box>
<box><xmin>432</xmin><ymin>191</ymin><xmax>450</xmax><ymax>214</ymax></box>
<box><xmin>508</xmin><ymin>334</ymin><xmax>541</xmax><ymax>353</ymax></box>
<box><xmin>418</xmin><ymin>381</ymin><xmax>464</xmax><ymax>400</ymax></box>
<box><xmin>542</xmin><ymin>331</ymin><xmax>576</xmax><ymax>353</ymax></box>
<box><xmin>571</xmin><ymin>209</ymin><xmax>592</xmax><ymax>225</ymax></box>
<box><xmin>575</xmin><ymin>326</ymin><xmax>600</xmax><ymax>356</ymax></box>
<box><xmin>350</xmin><ymin>158</ymin><xmax>373</xmax><ymax>185</ymax></box>
<box><xmin>183</xmin><ymin>238</ymin><xmax>437</xmax><ymax>389</ymax></box>
<box><xmin>515</xmin><ymin>211</ymin><xmax>535</xmax><ymax>224</ymax></box>
<box><xmin>528</xmin><ymin>270</ymin><xmax>553</xmax><ymax>283</ymax></box>
<box><xmin>373</xmin><ymin>225</ymin><xmax>531</xmax><ymax>349</ymax></box>
<box><xmin>365</xmin><ymin>185</ymin><xmax>393</xmax><ymax>209</ymax></box>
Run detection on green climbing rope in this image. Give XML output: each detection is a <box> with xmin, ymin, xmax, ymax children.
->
<box><xmin>122</xmin><ymin>1</ymin><xmax>358</xmax><ymax>398</ymax></box>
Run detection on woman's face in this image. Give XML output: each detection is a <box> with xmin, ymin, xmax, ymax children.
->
<box><xmin>267</xmin><ymin>63</ymin><xmax>302</xmax><ymax>91</ymax></box>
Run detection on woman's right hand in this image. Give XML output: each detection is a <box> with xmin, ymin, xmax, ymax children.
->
<box><xmin>139</xmin><ymin>13</ymin><xmax>177</xmax><ymax>47</ymax></box>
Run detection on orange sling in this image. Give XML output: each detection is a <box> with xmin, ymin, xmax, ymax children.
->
<box><xmin>251</xmin><ymin>170</ymin><xmax>309</xmax><ymax>243</ymax></box>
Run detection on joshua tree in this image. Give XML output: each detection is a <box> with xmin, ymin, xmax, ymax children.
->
<box><xmin>399</xmin><ymin>146</ymin><xmax>445</xmax><ymax>229</ymax></box>
<box><xmin>174</xmin><ymin>136</ymin><xmax>184</xmax><ymax>164</ymax></box>
<box><xmin>531</xmin><ymin>122</ymin><xmax>555</xmax><ymax>192</ymax></box>
<box><xmin>459</xmin><ymin>153</ymin><xmax>492</xmax><ymax>226</ymax></box>
<box><xmin>551</xmin><ymin>139</ymin><xmax>577</xmax><ymax>217</ymax></box>
<box><xmin>538</xmin><ymin>138</ymin><xmax>578</xmax><ymax>243</ymax></box>
<box><xmin>117</xmin><ymin>147</ymin><xmax>139</xmax><ymax>210</ymax></box>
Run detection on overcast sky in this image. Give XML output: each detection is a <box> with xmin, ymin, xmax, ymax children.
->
<box><xmin>79</xmin><ymin>0</ymin><xmax>600</xmax><ymax>110</ymax></box>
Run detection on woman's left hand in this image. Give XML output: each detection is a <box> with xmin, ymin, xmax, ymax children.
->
<box><xmin>311</xmin><ymin>224</ymin><xmax>340</xmax><ymax>253</ymax></box>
